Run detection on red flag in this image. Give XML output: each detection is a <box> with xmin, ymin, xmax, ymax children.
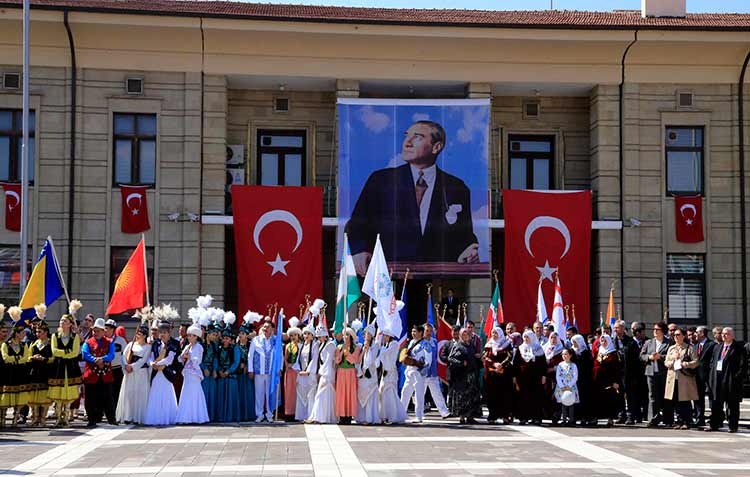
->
<box><xmin>675</xmin><ymin>196</ymin><xmax>704</xmax><ymax>243</ymax></box>
<box><xmin>106</xmin><ymin>238</ymin><xmax>148</xmax><ymax>315</ymax></box>
<box><xmin>436</xmin><ymin>316</ymin><xmax>453</xmax><ymax>384</ymax></box>
<box><xmin>1</xmin><ymin>183</ymin><xmax>21</xmax><ymax>231</ymax></box>
<box><xmin>120</xmin><ymin>185</ymin><xmax>151</xmax><ymax>233</ymax></box>
<box><xmin>231</xmin><ymin>185</ymin><xmax>322</xmax><ymax>321</ymax></box>
<box><xmin>503</xmin><ymin>190</ymin><xmax>592</xmax><ymax>334</ymax></box>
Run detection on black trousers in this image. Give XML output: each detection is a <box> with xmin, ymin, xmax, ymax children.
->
<box><xmin>646</xmin><ymin>374</ymin><xmax>667</xmax><ymax>424</ymax></box>
<box><xmin>84</xmin><ymin>381</ymin><xmax>116</xmax><ymax>425</ymax></box>
<box><xmin>710</xmin><ymin>397</ymin><xmax>741</xmax><ymax>431</ymax></box>
<box><xmin>111</xmin><ymin>367</ymin><xmax>124</xmax><ymax>408</ymax></box>
<box><xmin>693</xmin><ymin>375</ymin><xmax>707</xmax><ymax>423</ymax></box>
<box><xmin>625</xmin><ymin>375</ymin><xmax>645</xmax><ymax>421</ymax></box>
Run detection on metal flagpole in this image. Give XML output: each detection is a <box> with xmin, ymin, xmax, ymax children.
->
<box><xmin>19</xmin><ymin>0</ymin><xmax>30</xmax><ymax>297</ymax></box>
<box><xmin>142</xmin><ymin>233</ymin><xmax>150</xmax><ymax>306</ymax></box>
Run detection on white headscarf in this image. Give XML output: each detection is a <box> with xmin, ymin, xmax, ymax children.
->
<box><xmin>484</xmin><ymin>326</ymin><xmax>511</xmax><ymax>353</ymax></box>
<box><xmin>598</xmin><ymin>334</ymin><xmax>616</xmax><ymax>357</ymax></box>
<box><xmin>519</xmin><ymin>330</ymin><xmax>545</xmax><ymax>362</ymax></box>
<box><xmin>570</xmin><ymin>334</ymin><xmax>588</xmax><ymax>356</ymax></box>
<box><xmin>543</xmin><ymin>331</ymin><xmax>564</xmax><ymax>360</ymax></box>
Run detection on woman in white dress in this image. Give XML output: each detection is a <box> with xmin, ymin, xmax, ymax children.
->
<box><xmin>144</xmin><ymin>323</ymin><xmax>179</xmax><ymax>426</ymax></box>
<box><xmin>295</xmin><ymin>325</ymin><xmax>319</xmax><ymax>422</ymax></box>
<box><xmin>177</xmin><ymin>324</ymin><xmax>209</xmax><ymax>424</ymax></box>
<box><xmin>356</xmin><ymin>324</ymin><xmax>381</xmax><ymax>424</ymax></box>
<box><xmin>377</xmin><ymin>331</ymin><xmax>406</xmax><ymax>424</ymax></box>
<box><xmin>307</xmin><ymin>325</ymin><xmax>337</xmax><ymax>424</ymax></box>
<box><xmin>116</xmin><ymin>325</ymin><xmax>152</xmax><ymax>424</ymax></box>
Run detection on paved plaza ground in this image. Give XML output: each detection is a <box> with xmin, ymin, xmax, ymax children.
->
<box><xmin>3</xmin><ymin>402</ymin><xmax>750</xmax><ymax>477</ymax></box>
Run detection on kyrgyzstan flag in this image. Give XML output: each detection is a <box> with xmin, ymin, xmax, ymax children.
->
<box><xmin>675</xmin><ymin>196</ymin><xmax>704</xmax><ymax>243</ymax></box>
<box><xmin>120</xmin><ymin>185</ymin><xmax>151</xmax><ymax>234</ymax></box>
<box><xmin>503</xmin><ymin>190</ymin><xmax>592</xmax><ymax>334</ymax></box>
<box><xmin>2</xmin><ymin>182</ymin><xmax>21</xmax><ymax>231</ymax></box>
<box><xmin>436</xmin><ymin>315</ymin><xmax>453</xmax><ymax>384</ymax></box>
<box><xmin>231</xmin><ymin>185</ymin><xmax>322</xmax><ymax>322</ymax></box>
<box><xmin>106</xmin><ymin>237</ymin><xmax>148</xmax><ymax>315</ymax></box>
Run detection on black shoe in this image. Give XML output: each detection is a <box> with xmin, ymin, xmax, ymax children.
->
<box><xmin>616</xmin><ymin>417</ymin><xmax>627</xmax><ymax>424</ymax></box>
<box><xmin>86</xmin><ymin>422</ymin><xmax>97</xmax><ymax>428</ymax></box>
<box><xmin>107</xmin><ymin>420</ymin><xmax>118</xmax><ymax>426</ymax></box>
<box><xmin>466</xmin><ymin>418</ymin><xmax>478</xmax><ymax>424</ymax></box>
<box><xmin>729</xmin><ymin>428</ymin><xmax>738</xmax><ymax>433</ymax></box>
<box><xmin>625</xmin><ymin>419</ymin><xmax>635</xmax><ymax>425</ymax></box>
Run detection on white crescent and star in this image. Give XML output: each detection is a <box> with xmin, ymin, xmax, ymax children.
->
<box><xmin>125</xmin><ymin>192</ymin><xmax>143</xmax><ymax>216</ymax></box>
<box><xmin>252</xmin><ymin>209</ymin><xmax>304</xmax><ymax>276</ymax></box>
<box><xmin>680</xmin><ymin>203</ymin><xmax>697</xmax><ymax>225</ymax></box>
<box><xmin>4</xmin><ymin>190</ymin><xmax>20</xmax><ymax>211</ymax></box>
<box><xmin>524</xmin><ymin>216</ymin><xmax>572</xmax><ymax>282</ymax></box>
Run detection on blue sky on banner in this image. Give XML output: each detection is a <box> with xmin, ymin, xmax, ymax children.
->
<box><xmin>338</xmin><ymin>101</ymin><xmax>490</xmax><ymax>262</ymax></box>
<box><xmin>241</xmin><ymin>0</ymin><xmax>748</xmax><ymax>13</ymax></box>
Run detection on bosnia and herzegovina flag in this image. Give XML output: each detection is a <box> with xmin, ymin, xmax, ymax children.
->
<box><xmin>18</xmin><ymin>237</ymin><xmax>66</xmax><ymax>326</ymax></box>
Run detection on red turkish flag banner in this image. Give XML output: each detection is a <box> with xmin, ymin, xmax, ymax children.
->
<box><xmin>120</xmin><ymin>185</ymin><xmax>151</xmax><ymax>234</ymax></box>
<box><xmin>675</xmin><ymin>196</ymin><xmax>704</xmax><ymax>243</ymax></box>
<box><xmin>503</xmin><ymin>190</ymin><xmax>592</xmax><ymax>334</ymax></box>
<box><xmin>436</xmin><ymin>316</ymin><xmax>453</xmax><ymax>384</ymax></box>
<box><xmin>1</xmin><ymin>183</ymin><xmax>21</xmax><ymax>231</ymax></box>
<box><xmin>231</xmin><ymin>185</ymin><xmax>323</xmax><ymax>323</ymax></box>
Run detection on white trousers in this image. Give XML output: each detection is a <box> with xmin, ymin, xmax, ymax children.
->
<box><xmin>425</xmin><ymin>376</ymin><xmax>450</xmax><ymax>417</ymax></box>
<box><xmin>254</xmin><ymin>374</ymin><xmax>272</xmax><ymax>420</ymax></box>
<box><xmin>400</xmin><ymin>371</ymin><xmax>426</xmax><ymax>420</ymax></box>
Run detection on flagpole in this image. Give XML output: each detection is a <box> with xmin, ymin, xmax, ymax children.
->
<box><xmin>19</xmin><ymin>0</ymin><xmax>30</xmax><ymax>297</ymax></box>
<box><xmin>425</xmin><ymin>283</ymin><xmax>432</xmax><ymax>325</ymax></box>
<box><xmin>47</xmin><ymin>236</ymin><xmax>71</xmax><ymax>304</ymax></box>
<box><xmin>142</xmin><ymin>234</ymin><xmax>150</xmax><ymax>307</ymax></box>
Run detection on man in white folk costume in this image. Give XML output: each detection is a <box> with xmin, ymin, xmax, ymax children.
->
<box><xmin>248</xmin><ymin>322</ymin><xmax>278</xmax><ymax>423</ymax></box>
<box><xmin>376</xmin><ymin>330</ymin><xmax>406</xmax><ymax>424</ymax></box>
<box><xmin>400</xmin><ymin>324</ymin><xmax>432</xmax><ymax>423</ymax></box>
<box><xmin>308</xmin><ymin>324</ymin><xmax>337</xmax><ymax>424</ymax></box>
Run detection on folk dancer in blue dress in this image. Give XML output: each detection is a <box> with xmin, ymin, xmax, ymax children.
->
<box><xmin>215</xmin><ymin>312</ymin><xmax>240</xmax><ymax>423</ymax></box>
<box><xmin>400</xmin><ymin>324</ymin><xmax>432</xmax><ymax>423</ymax></box>
<box><xmin>144</xmin><ymin>319</ymin><xmax>181</xmax><ymax>426</ymax></box>
<box><xmin>176</xmin><ymin>323</ymin><xmax>209</xmax><ymax>424</ymax></box>
<box><xmin>236</xmin><ymin>314</ymin><xmax>258</xmax><ymax>422</ymax></box>
<box><xmin>248</xmin><ymin>321</ymin><xmax>278</xmax><ymax>423</ymax></box>
<box><xmin>200</xmin><ymin>322</ymin><xmax>219</xmax><ymax>421</ymax></box>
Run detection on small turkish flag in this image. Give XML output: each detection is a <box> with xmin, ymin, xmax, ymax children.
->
<box><xmin>436</xmin><ymin>316</ymin><xmax>453</xmax><ymax>384</ymax></box>
<box><xmin>1</xmin><ymin>183</ymin><xmax>21</xmax><ymax>231</ymax></box>
<box><xmin>675</xmin><ymin>196</ymin><xmax>704</xmax><ymax>243</ymax></box>
<box><xmin>120</xmin><ymin>185</ymin><xmax>151</xmax><ymax>234</ymax></box>
<box><xmin>231</xmin><ymin>185</ymin><xmax>323</xmax><ymax>320</ymax></box>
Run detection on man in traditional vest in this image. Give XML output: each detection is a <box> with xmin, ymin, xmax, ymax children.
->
<box><xmin>81</xmin><ymin>318</ymin><xmax>117</xmax><ymax>427</ymax></box>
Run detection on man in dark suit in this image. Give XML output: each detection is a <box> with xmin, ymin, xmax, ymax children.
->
<box><xmin>612</xmin><ymin>320</ymin><xmax>633</xmax><ymax>423</ymax></box>
<box><xmin>346</xmin><ymin>120</ymin><xmax>479</xmax><ymax>275</ymax></box>
<box><xmin>693</xmin><ymin>325</ymin><xmax>716</xmax><ymax>427</ymax></box>
<box><xmin>440</xmin><ymin>288</ymin><xmax>460</xmax><ymax>324</ymax></box>
<box><xmin>707</xmin><ymin>327</ymin><xmax>746</xmax><ymax>433</ymax></box>
<box><xmin>640</xmin><ymin>321</ymin><xmax>672</xmax><ymax>427</ymax></box>
<box><xmin>624</xmin><ymin>321</ymin><xmax>647</xmax><ymax>424</ymax></box>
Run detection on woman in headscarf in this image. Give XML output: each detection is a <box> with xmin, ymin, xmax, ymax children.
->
<box><xmin>116</xmin><ymin>324</ymin><xmax>152</xmax><ymax>425</ymax></box>
<box><xmin>593</xmin><ymin>334</ymin><xmax>623</xmax><ymax>427</ymax></box>
<box><xmin>543</xmin><ymin>331</ymin><xmax>565</xmax><ymax>424</ymax></box>
<box><xmin>512</xmin><ymin>330</ymin><xmax>546</xmax><ymax>425</ymax></box>
<box><xmin>446</xmin><ymin>328</ymin><xmax>481</xmax><ymax>424</ymax></box>
<box><xmin>334</xmin><ymin>327</ymin><xmax>361</xmax><ymax>425</ymax></box>
<box><xmin>570</xmin><ymin>334</ymin><xmax>594</xmax><ymax>426</ymax></box>
<box><xmin>356</xmin><ymin>324</ymin><xmax>381</xmax><ymax>425</ymax></box>
<box><xmin>482</xmin><ymin>327</ymin><xmax>513</xmax><ymax>424</ymax></box>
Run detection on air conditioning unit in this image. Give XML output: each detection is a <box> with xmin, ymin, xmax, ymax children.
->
<box><xmin>523</xmin><ymin>101</ymin><xmax>540</xmax><ymax>119</ymax></box>
<box><xmin>2</xmin><ymin>72</ymin><xmax>20</xmax><ymax>90</ymax></box>
<box><xmin>274</xmin><ymin>97</ymin><xmax>289</xmax><ymax>113</ymax></box>
<box><xmin>677</xmin><ymin>91</ymin><xmax>694</xmax><ymax>108</ymax></box>
<box><xmin>125</xmin><ymin>77</ymin><xmax>144</xmax><ymax>95</ymax></box>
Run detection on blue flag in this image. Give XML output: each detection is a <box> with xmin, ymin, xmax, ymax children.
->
<box><xmin>397</xmin><ymin>283</ymin><xmax>409</xmax><ymax>392</ymax></box>
<box><xmin>18</xmin><ymin>237</ymin><xmax>66</xmax><ymax>326</ymax></box>
<box><xmin>268</xmin><ymin>309</ymin><xmax>284</xmax><ymax>416</ymax></box>
<box><xmin>426</xmin><ymin>292</ymin><xmax>435</xmax><ymax>328</ymax></box>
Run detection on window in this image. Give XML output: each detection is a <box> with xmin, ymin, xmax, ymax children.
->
<box><xmin>256</xmin><ymin>130</ymin><xmax>306</xmax><ymax>186</ymax></box>
<box><xmin>667</xmin><ymin>254</ymin><xmax>705</xmax><ymax>323</ymax></box>
<box><xmin>0</xmin><ymin>109</ymin><xmax>35</xmax><ymax>183</ymax></box>
<box><xmin>0</xmin><ymin>246</ymin><xmax>32</xmax><ymax>306</ymax></box>
<box><xmin>109</xmin><ymin>246</ymin><xmax>155</xmax><ymax>317</ymax></box>
<box><xmin>666</xmin><ymin>126</ymin><xmax>703</xmax><ymax>196</ymax></box>
<box><xmin>113</xmin><ymin>113</ymin><xmax>157</xmax><ymax>186</ymax></box>
<box><xmin>508</xmin><ymin>135</ymin><xmax>554</xmax><ymax>190</ymax></box>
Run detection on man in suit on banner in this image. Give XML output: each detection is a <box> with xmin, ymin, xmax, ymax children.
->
<box><xmin>346</xmin><ymin>120</ymin><xmax>479</xmax><ymax>275</ymax></box>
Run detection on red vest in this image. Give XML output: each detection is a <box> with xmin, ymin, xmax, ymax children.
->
<box><xmin>83</xmin><ymin>337</ymin><xmax>114</xmax><ymax>384</ymax></box>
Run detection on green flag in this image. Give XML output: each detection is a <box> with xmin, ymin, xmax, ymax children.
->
<box><xmin>334</xmin><ymin>234</ymin><xmax>361</xmax><ymax>334</ymax></box>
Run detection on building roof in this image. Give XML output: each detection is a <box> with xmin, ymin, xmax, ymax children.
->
<box><xmin>2</xmin><ymin>0</ymin><xmax>750</xmax><ymax>31</ymax></box>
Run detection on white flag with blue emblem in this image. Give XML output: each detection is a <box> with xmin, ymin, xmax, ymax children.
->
<box><xmin>362</xmin><ymin>234</ymin><xmax>401</xmax><ymax>339</ymax></box>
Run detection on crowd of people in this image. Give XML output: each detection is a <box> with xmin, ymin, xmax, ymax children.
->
<box><xmin>0</xmin><ymin>298</ymin><xmax>746</xmax><ymax>433</ymax></box>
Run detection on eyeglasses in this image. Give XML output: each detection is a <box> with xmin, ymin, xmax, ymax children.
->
<box><xmin>674</xmin><ymin>332</ymin><xmax>683</xmax><ymax>336</ymax></box>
